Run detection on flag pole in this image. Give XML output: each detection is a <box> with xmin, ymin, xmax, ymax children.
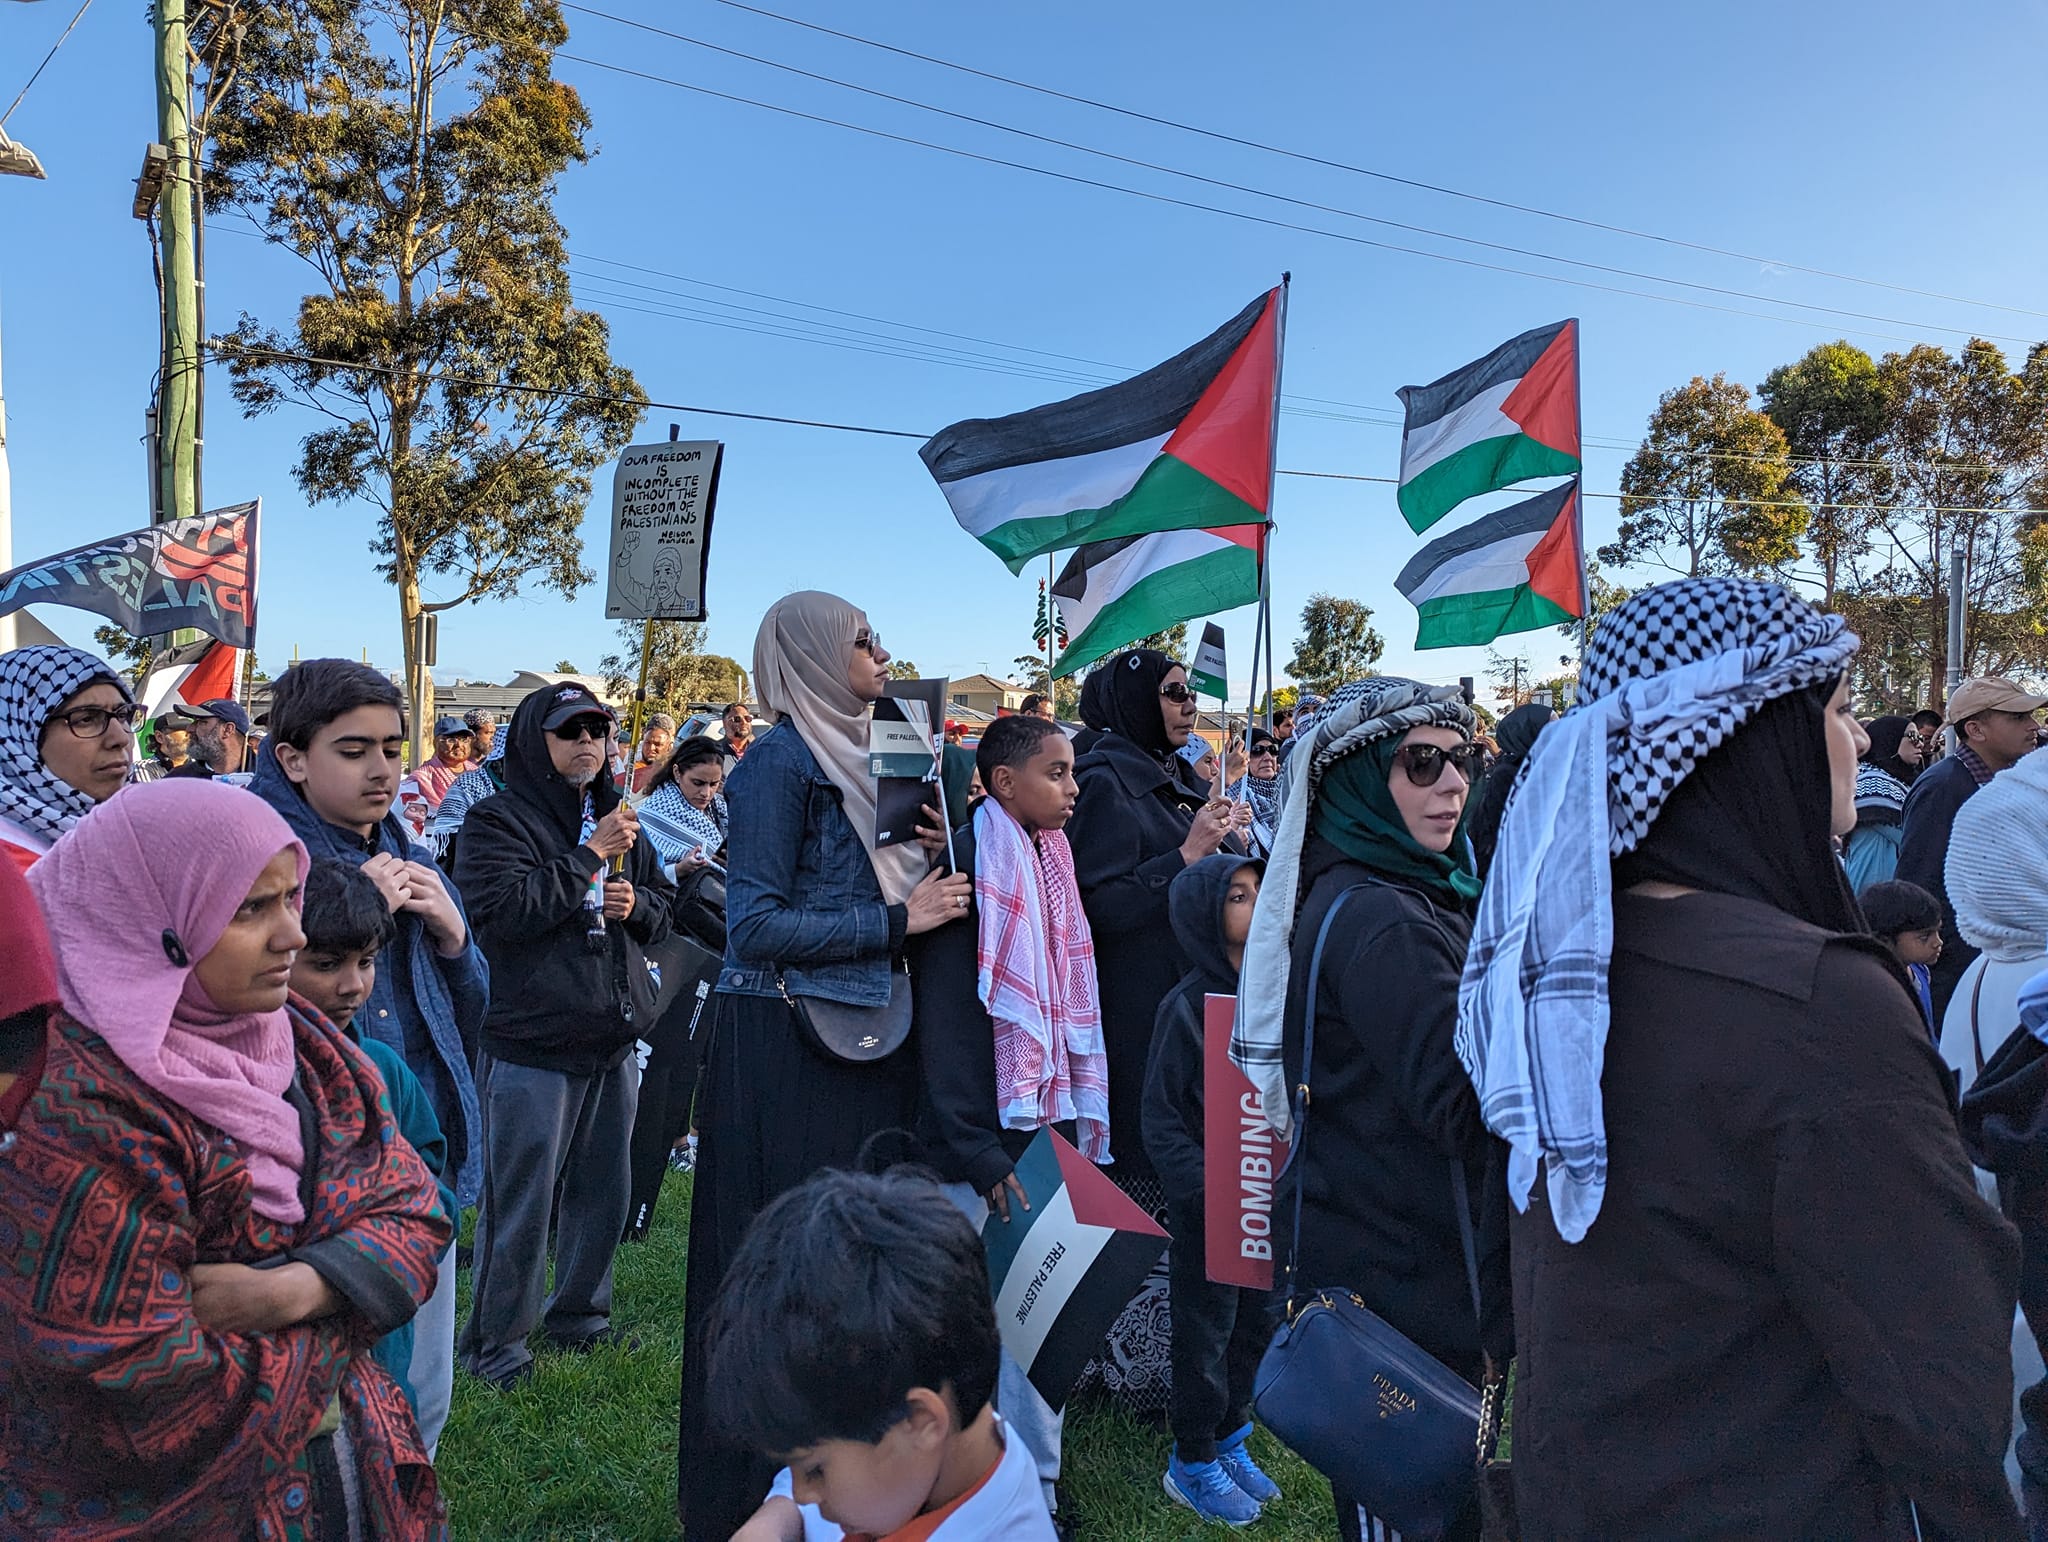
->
<box><xmin>1239</xmin><ymin>274</ymin><xmax>1288</xmax><ymax>764</ymax></box>
<box><xmin>1045</xmin><ymin>552</ymin><xmax>1056</xmax><ymax>696</ymax></box>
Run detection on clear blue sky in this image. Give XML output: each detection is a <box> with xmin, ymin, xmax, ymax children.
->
<box><xmin>3</xmin><ymin>0</ymin><xmax>2043</xmax><ymax>704</ymax></box>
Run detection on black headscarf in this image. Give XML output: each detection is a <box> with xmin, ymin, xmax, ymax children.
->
<box><xmin>1467</xmin><ymin>702</ymin><xmax>1553</xmax><ymax>880</ymax></box>
<box><xmin>1614</xmin><ymin>680</ymin><xmax>1862</xmax><ymax>935</ymax></box>
<box><xmin>1861</xmin><ymin>714</ymin><xmax>1920</xmax><ymax>787</ymax></box>
<box><xmin>1070</xmin><ymin>666</ymin><xmax>1117</xmax><ymax>757</ymax></box>
<box><xmin>1097</xmin><ymin>649</ymin><xmax>1177</xmax><ymax>760</ymax></box>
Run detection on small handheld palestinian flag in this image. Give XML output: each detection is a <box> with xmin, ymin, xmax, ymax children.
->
<box><xmin>1189</xmin><ymin>623</ymin><xmax>1228</xmax><ymax>700</ymax></box>
<box><xmin>922</xmin><ymin>287</ymin><xmax>1283</xmax><ymax>574</ymax></box>
<box><xmin>1051</xmin><ymin>525</ymin><xmax>1261</xmax><ymax>677</ymax></box>
<box><xmin>981</xmin><ymin>1127</ymin><xmax>1169</xmax><ymax>1411</ymax></box>
<box><xmin>1396</xmin><ymin>321</ymin><xmax>1580</xmax><ymax>533</ymax></box>
<box><xmin>1395</xmin><ymin>478</ymin><xmax>1586</xmax><ymax>648</ymax></box>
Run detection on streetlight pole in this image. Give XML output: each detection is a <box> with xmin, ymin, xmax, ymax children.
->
<box><xmin>151</xmin><ymin>0</ymin><xmax>200</xmax><ymax>529</ymax></box>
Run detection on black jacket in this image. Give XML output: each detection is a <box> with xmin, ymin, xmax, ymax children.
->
<box><xmin>1143</xmin><ymin>854</ymin><xmax>1258</xmax><ymax>1208</ymax></box>
<box><xmin>1896</xmin><ymin>753</ymin><xmax>1987</xmax><ymax>1016</ymax></box>
<box><xmin>910</xmin><ymin>823</ymin><xmax>1040</xmax><ymax>1194</ymax></box>
<box><xmin>1067</xmin><ymin>730</ymin><xmax>1209</xmax><ymax>1173</ymax></box>
<box><xmin>1511</xmin><ymin>890</ymin><xmax>2020</xmax><ymax>1542</ymax></box>
<box><xmin>453</xmin><ymin>690</ymin><xmax>674</xmax><ymax>1075</ymax></box>
<box><xmin>1281</xmin><ymin>843</ymin><xmax>1511</xmax><ymax>1375</ymax></box>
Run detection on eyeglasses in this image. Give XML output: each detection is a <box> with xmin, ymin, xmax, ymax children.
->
<box><xmin>1392</xmin><ymin>742</ymin><xmax>1486</xmax><ymax>787</ymax></box>
<box><xmin>1159</xmin><ymin>682</ymin><xmax>1194</xmax><ymax>704</ymax></box>
<box><xmin>853</xmin><ymin>631</ymin><xmax>882</xmax><ymax>654</ymax></box>
<box><xmin>49</xmin><ymin>703</ymin><xmax>147</xmax><ymax>739</ymax></box>
<box><xmin>550</xmin><ymin>717</ymin><xmax>612</xmax><ymax>743</ymax></box>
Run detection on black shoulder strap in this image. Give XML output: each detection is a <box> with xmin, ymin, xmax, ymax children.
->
<box><xmin>1971</xmin><ymin>965</ymin><xmax>1991</xmax><ymax>1080</ymax></box>
<box><xmin>1280</xmin><ymin>882</ymin><xmax>1483</xmax><ymax>1326</ymax></box>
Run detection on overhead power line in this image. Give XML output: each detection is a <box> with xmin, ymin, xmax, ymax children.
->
<box><xmin>2</xmin><ymin>0</ymin><xmax>94</xmax><ymax>127</ymax></box>
<box><xmin>647</xmin><ymin>0</ymin><xmax>2048</xmax><ymax>324</ymax></box>
<box><xmin>555</xmin><ymin>7</ymin><xmax>2039</xmax><ymax>347</ymax></box>
<box><xmin>208</xmin><ymin>343</ymin><xmax>2048</xmax><ymax>518</ymax></box>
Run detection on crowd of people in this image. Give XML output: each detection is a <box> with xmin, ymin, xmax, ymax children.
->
<box><xmin>1</xmin><ymin>573</ymin><xmax>2047</xmax><ymax>1540</ymax></box>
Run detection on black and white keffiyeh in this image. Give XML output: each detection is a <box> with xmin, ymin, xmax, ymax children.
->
<box><xmin>0</xmin><ymin>645</ymin><xmax>128</xmax><ymax>849</ymax></box>
<box><xmin>1229</xmin><ymin>675</ymin><xmax>1475</xmax><ymax>1139</ymax></box>
<box><xmin>1456</xmin><ymin>578</ymin><xmax>1858</xmax><ymax>1243</ymax></box>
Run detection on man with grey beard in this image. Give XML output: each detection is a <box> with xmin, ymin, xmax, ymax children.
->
<box><xmin>453</xmin><ymin>681</ymin><xmax>675</xmax><ymax>1390</ymax></box>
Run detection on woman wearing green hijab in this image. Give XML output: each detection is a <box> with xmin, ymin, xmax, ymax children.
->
<box><xmin>1233</xmin><ymin>675</ymin><xmax>1507</xmax><ymax>1542</ymax></box>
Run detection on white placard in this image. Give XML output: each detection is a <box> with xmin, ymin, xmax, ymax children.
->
<box><xmin>605</xmin><ymin>440</ymin><xmax>723</xmax><ymax>621</ymax></box>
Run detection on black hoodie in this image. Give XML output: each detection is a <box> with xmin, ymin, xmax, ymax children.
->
<box><xmin>453</xmin><ymin>686</ymin><xmax>674</xmax><ymax>1074</ymax></box>
<box><xmin>1142</xmin><ymin>855</ymin><xmax>1261</xmax><ymax>1208</ymax></box>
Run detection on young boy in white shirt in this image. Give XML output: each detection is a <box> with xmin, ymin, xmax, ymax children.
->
<box><xmin>712</xmin><ymin>1169</ymin><xmax>1056</xmax><ymax>1542</ymax></box>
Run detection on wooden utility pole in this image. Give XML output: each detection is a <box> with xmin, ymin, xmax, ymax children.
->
<box><xmin>152</xmin><ymin>0</ymin><xmax>201</xmax><ymax>528</ymax></box>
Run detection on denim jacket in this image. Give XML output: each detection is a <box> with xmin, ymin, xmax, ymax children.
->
<box><xmin>719</xmin><ymin>720</ymin><xmax>909</xmax><ymax>1006</ymax></box>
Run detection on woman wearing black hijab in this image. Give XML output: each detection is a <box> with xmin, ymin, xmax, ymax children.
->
<box><xmin>1462</xmin><ymin>579</ymin><xmax>2019</xmax><ymax>1539</ymax></box>
<box><xmin>1845</xmin><ymin>714</ymin><xmax>1925</xmax><ymax>891</ymax></box>
<box><xmin>1064</xmin><ymin>650</ymin><xmax>1234</xmax><ymax>1416</ymax></box>
<box><xmin>1466</xmin><ymin>700</ymin><xmax>1552</xmax><ymax>880</ymax></box>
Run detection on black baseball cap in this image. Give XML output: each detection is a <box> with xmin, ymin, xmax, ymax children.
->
<box><xmin>185</xmin><ymin>699</ymin><xmax>253</xmax><ymax>735</ymax></box>
<box><xmin>539</xmin><ymin>684</ymin><xmax>618</xmax><ymax>732</ymax></box>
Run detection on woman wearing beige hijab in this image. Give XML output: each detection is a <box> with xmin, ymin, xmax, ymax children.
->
<box><xmin>678</xmin><ymin>591</ymin><xmax>971</xmax><ymax>1538</ymax></box>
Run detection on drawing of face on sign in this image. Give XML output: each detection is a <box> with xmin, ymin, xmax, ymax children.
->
<box><xmin>651</xmin><ymin>548</ymin><xmax>682</xmax><ymax>606</ymax></box>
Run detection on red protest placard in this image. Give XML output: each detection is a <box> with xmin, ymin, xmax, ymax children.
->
<box><xmin>1203</xmin><ymin>992</ymin><xmax>1289</xmax><ymax>1289</ymax></box>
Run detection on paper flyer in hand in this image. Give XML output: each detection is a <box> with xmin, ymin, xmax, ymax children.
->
<box><xmin>981</xmin><ymin>1126</ymin><xmax>1170</xmax><ymax>1411</ymax></box>
<box><xmin>874</xmin><ymin>677</ymin><xmax>950</xmax><ymax>848</ymax></box>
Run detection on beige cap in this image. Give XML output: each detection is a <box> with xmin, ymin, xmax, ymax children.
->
<box><xmin>1946</xmin><ymin>676</ymin><xmax>2048</xmax><ymax>724</ymax></box>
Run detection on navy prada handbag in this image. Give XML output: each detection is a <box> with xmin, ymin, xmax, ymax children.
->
<box><xmin>1252</xmin><ymin>884</ymin><xmax>1484</xmax><ymax>1538</ymax></box>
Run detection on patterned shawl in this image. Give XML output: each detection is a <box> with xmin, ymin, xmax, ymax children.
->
<box><xmin>0</xmin><ymin>645</ymin><xmax>129</xmax><ymax>847</ymax></box>
<box><xmin>1456</xmin><ymin>578</ymin><xmax>1857</xmax><ymax>1243</ymax></box>
<box><xmin>638</xmin><ymin>781</ymin><xmax>729</xmax><ymax>867</ymax></box>
<box><xmin>1229</xmin><ymin>676</ymin><xmax>1475</xmax><ymax>1138</ymax></box>
<box><xmin>0</xmin><ymin>1004</ymin><xmax>450</xmax><ymax>1539</ymax></box>
<box><xmin>972</xmin><ymin>798</ymin><xmax>1111</xmax><ymax>1163</ymax></box>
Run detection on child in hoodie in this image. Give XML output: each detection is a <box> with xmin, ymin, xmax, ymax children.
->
<box><xmin>1143</xmin><ymin>855</ymin><xmax>1280</xmax><ymax>1526</ymax></box>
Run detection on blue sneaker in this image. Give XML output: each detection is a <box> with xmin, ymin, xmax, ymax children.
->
<box><xmin>1216</xmin><ymin>1425</ymin><xmax>1282</xmax><ymax>1504</ymax></box>
<box><xmin>1164</xmin><ymin>1450</ymin><xmax>1261</xmax><ymax>1527</ymax></box>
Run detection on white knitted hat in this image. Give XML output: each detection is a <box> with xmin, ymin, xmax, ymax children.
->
<box><xmin>1948</xmin><ymin>750</ymin><xmax>2048</xmax><ymax>962</ymax></box>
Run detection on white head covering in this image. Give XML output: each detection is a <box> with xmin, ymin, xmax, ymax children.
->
<box><xmin>1949</xmin><ymin>748</ymin><xmax>2048</xmax><ymax>963</ymax></box>
<box><xmin>751</xmin><ymin>591</ymin><xmax>927</xmax><ymax>905</ymax></box>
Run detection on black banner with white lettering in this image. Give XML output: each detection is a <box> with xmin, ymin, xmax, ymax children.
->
<box><xmin>0</xmin><ymin>501</ymin><xmax>258</xmax><ymax>648</ymax></box>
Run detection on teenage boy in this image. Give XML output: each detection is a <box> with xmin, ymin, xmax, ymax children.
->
<box><xmin>291</xmin><ymin>858</ymin><xmax>457</xmax><ymax>1443</ymax></box>
<box><xmin>249</xmin><ymin>657</ymin><xmax>488</xmax><ymax>1448</ymax></box>
<box><xmin>711</xmin><ymin>1169</ymin><xmax>1056</xmax><ymax>1542</ymax></box>
<box><xmin>1143</xmin><ymin>855</ymin><xmax>1279</xmax><ymax>1526</ymax></box>
<box><xmin>911</xmin><ymin>712</ymin><xmax>1108</xmax><ymax>1532</ymax></box>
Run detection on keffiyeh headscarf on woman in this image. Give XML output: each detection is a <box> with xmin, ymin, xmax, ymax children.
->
<box><xmin>751</xmin><ymin>591</ymin><xmax>927</xmax><ymax>905</ymax></box>
<box><xmin>1455</xmin><ymin>578</ymin><xmax>1858</xmax><ymax>1243</ymax></box>
<box><xmin>0</xmin><ymin>645</ymin><xmax>131</xmax><ymax>847</ymax></box>
<box><xmin>29</xmin><ymin>779</ymin><xmax>312</xmax><ymax>1221</ymax></box>
<box><xmin>1229</xmin><ymin>675</ymin><xmax>1476</xmax><ymax>1138</ymax></box>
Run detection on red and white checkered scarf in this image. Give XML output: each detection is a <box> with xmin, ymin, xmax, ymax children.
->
<box><xmin>973</xmin><ymin>799</ymin><xmax>1111</xmax><ymax>1163</ymax></box>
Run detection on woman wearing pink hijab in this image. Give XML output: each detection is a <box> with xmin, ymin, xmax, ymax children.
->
<box><xmin>0</xmin><ymin>779</ymin><xmax>452</xmax><ymax>1539</ymax></box>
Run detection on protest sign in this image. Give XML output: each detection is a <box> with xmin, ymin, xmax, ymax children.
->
<box><xmin>982</xmin><ymin>1127</ymin><xmax>1170</xmax><ymax>1411</ymax></box>
<box><xmin>874</xmin><ymin>676</ymin><xmax>949</xmax><ymax>849</ymax></box>
<box><xmin>1204</xmin><ymin>993</ymin><xmax>1288</xmax><ymax>1289</ymax></box>
<box><xmin>605</xmin><ymin>441</ymin><xmax>722</xmax><ymax>621</ymax></box>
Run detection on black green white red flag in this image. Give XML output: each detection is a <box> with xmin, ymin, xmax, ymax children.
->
<box><xmin>1189</xmin><ymin>623</ymin><xmax>1228</xmax><ymax>699</ymax></box>
<box><xmin>1394</xmin><ymin>479</ymin><xmax>1586</xmax><ymax>648</ymax></box>
<box><xmin>1051</xmin><ymin>525</ymin><xmax>1262</xmax><ymax>677</ymax></box>
<box><xmin>1395</xmin><ymin>321</ymin><xmax>1580</xmax><ymax>533</ymax></box>
<box><xmin>921</xmin><ymin>288</ymin><xmax>1283</xmax><ymax>574</ymax></box>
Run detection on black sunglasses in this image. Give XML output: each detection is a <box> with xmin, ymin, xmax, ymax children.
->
<box><xmin>1159</xmin><ymin>682</ymin><xmax>1194</xmax><ymax>704</ymax></box>
<box><xmin>551</xmin><ymin>716</ymin><xmax>612</xmax><ymax>743</ymax></box>
<box><xmin>49</xmin><ymin>703</ymin><xmax>148</xmax><ymax>739</ymax></box>
<box><xmin>1392</xmin><ymin>742</ymin><xmax>1485</xmax><ymax>787</ymax></box>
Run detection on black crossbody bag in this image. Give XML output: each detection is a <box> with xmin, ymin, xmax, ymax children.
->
<box><xmin>1252</xmin><ymin>884</ymin><xmax>1488</xmax><ymax>1537</ymax></box>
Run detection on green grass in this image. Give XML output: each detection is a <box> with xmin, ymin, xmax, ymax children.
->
<box><xmin>437</xmin><ymin>1174</ymin><xmax>1337</xmax><ymax>1539</ymax></box>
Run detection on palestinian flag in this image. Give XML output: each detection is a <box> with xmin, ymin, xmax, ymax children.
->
<box><xmin>1051</xmin><ymin>525</ymin><xmax>1262</xmax><ymax>678</ymax></box>
<box><xmin>1396</xmin><ymin>320</ymin><xmax>1580</xmax><ymax>533</ymax></box>
<box><xmin>982</xmin><ymin>1127</ymin><xmax>1170</xmax><ymax>1411</ymax></box>
<box><xmin>921</xmin><ymin>288</ymin><xmax>1283</xmax><ymax>574</ymax></box>
<box><xmin>1395</xmin><ymin>479</ymin><xmax>1585</xmax><ymax>648</ymax></box>
<box><xmin>137</xmin><ymin>636</ymin><xmax>240</xmax><ymax>718</ymax></box>
<box><xmin>1189</xmin><ymin>623</ymin><xmax>1228</xmax><ymax>699</ymax></box>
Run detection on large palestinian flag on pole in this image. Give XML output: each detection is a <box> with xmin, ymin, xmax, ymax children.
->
<box><xmin>1396</xmin><ymin>321</ymin><xmax>1580</xmax><ymax>533</ymax></box>
<box><xmin>1051</xmin><ymin>524</ymin><xmax>1262</xmax><ymax>677</ymax></box>
<box><xmin>1395</xmin><ymin>479</ymin><xmax>1585</xmax><ymax>648</ymax></box>
<box><xmin>921</xmin><ymin>288</ymin><xmax>1283</xmax><ymax>574</ymax></box>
